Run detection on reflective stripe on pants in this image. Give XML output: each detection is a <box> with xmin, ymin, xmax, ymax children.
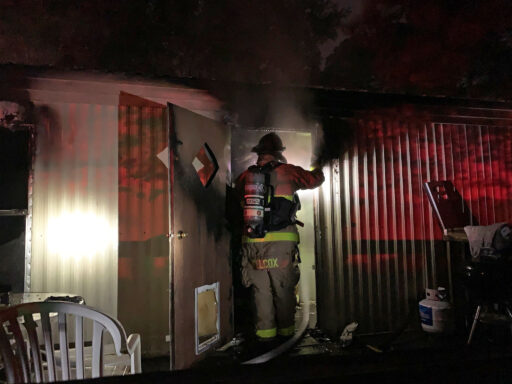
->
<box><xmin>256</xmin><ymin>328</ymin><xmax>277</xmax><ymax>339</ymax></box>
<box><xmin>278</xmin><ymin>325</ymin><xmax>295</xmax><ymax>337</ymax></box>
<box><xmin>242</xmin><ymin>231</ymin><xmax>299</xmax><ymax>243</ymax></box>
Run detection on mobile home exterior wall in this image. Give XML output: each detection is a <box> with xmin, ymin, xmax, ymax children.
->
<box><xmin>1</xmin><ymin>69</ymin><xmax>222</xmax><ymax>355</ymax></box>
<box><xmin>316</xmin><ymin>105</ymin><xmax>512</xmax><ymax>336</ymax></box>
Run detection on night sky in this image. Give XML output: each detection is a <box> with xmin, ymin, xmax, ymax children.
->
<box><xmin>0</xmin><ymin>0</ymin><xmax>511</xmax><ymax>97</ymax></box>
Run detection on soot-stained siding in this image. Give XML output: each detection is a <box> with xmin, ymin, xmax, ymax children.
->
<box><xmin>316</xmin><ymin>111</ymin><xmax>512</xmax><ymax>336</ymax></box>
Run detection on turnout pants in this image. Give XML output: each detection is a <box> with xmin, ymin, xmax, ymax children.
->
<box><xmin>241</xmin><ymin>241</ymin><xmax>300</xmax><ymax>339</ymax></box>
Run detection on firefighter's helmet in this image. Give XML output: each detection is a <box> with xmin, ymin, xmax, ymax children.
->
<box><xmin>251</xmin><ymin>132</ymin><xmax>286</xmax><ymax>155</ymax></box>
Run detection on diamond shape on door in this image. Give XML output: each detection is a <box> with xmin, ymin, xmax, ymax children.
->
<box><xmin>192</xmin><ymin>143</ymin><xmax>218</xmax><ymax>187</ymax></box>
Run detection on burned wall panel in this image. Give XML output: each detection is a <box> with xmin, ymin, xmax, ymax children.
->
<box><xmin>117</xmin><ymin>100</ymin><xmax>169</xmax><ymax>357</ymax></box>
<box><xmin>316</xmin><ymin>117</ymin><xmax>512</xmax><ymax>337</ymax></box>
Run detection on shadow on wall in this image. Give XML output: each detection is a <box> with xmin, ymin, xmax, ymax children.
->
<box><xmin>36</xmin><ymin>105</ymin><xmax>64</xmax><ymax>168</ymax></box>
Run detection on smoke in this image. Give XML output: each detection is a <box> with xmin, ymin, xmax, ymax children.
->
<box><xmin>209</xmin><ymin>82</ymin><xmax>355</xmax><ymax>169</ymax></box>
<box><xmin>312</xmin><ymin>116</ymin><xmax>355</xmax><ymax>167</ymax></box>
<box><xmin>264</xmin><ymin>95</ymin><xmax>318</xmax><ymax>168</ymax></box>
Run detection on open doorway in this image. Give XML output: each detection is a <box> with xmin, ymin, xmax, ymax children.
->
<box><xmin>231</xmin><ymin>128</ymin><xmax>318</xmax><ymax>333</ymax></box>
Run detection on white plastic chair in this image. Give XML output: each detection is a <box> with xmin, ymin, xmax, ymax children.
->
<box><xmin>0</xmin><ymin>301</ymin><xmax>141</xmax><ymax>383</ymax></box>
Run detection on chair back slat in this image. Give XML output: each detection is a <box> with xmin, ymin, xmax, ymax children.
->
<box><xmin>40</xmin><ymin>311</ymin><xmax>56</xmax><ymax>382</ymax></box>
<box><xmin>0</xmin><ymin>320</ymin><xmax>19</xmax><ymax>383</ymax></box>
<box><xmin>22</xmin><ymin>315</ymin><xmax>43</xmax><ymax>383</ymax></box>
<box><xmin>10</xmin><ymin>317</ymin><xmax>31</xmax><ymax>383</ymax></box>
<box><xmin>91</xmin><ymin>321</ymin><xmax>104</xmax><ymax>378</ymax></box>
<box><xmin>0</xmin><ymin>301</ymin><xmax>136</xmax><ymax>383</ymax></box>
<box><xmin>58</xmin><ymin>313</ymin><xmax>70</xmax><ymax>380</ymax></box>
<box><xmin>75</xmin><ymin>315</ymin><xmax>84</xmax><ymax>380</ymax></box>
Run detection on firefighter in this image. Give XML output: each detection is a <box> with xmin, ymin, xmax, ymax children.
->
<box><xmin>235</xmin><ymin>132</ymin><xmax>324</xmax><ymax>342</ymax></box>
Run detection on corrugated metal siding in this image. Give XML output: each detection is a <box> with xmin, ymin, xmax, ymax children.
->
<box><xmin>31</xmin><ymin>102</ymin><xmax>118</xmax><ymax>317</ymax></box>
<box><xmin>316</xmin><ymin>119</ymin><xmax>512</xmax><ymax>336</ymax></box>
<box><xmin>118</xmin><ymin>103</ymin><xmax>169</xmax><ymax>357</ymax></box>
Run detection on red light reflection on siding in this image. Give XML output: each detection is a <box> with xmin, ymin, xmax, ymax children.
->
<box><xmin>118</xmin><ymin>258</ymin><xmax>133</xmax><ymax>279</ymax></box>
<box><xmin>118</xmin><ymin>93</ymin><xmax>168</xmax><ymax>242</ymax></box>
<box><xmin>349</xmin><ymin>120</ymin><xmax>512</xmax><ymax>241</ymax></box>
<box><xmin>153</xmin><ymin>256</ymin><xmax>166</xmax><ymax>270</ymax></box>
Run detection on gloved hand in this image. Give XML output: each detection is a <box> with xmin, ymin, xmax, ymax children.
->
<box><xmin>310</xmin><ymin>158</ymin><xmax>322</xmax><ymax>170</ymax></box>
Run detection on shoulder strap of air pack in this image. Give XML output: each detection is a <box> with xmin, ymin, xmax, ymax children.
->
<box><xmin>247</xmin><ymin>161</ymin><xmax>282</xmax><ymax>179</ymax></box>
<box><xmin>261</xmin><ymin>161</ymin><xmax>282</xmax><ymax>201</ymax></box>
<box><xmin>260</xmin><ymin>160</ymin><xmax>282</xmax><ymax>174</ymax></box>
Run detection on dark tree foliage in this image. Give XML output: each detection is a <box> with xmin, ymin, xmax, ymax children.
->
<box><xmin>323</xmin><ymin>0</ymin><xmax>512</xmax><ymax>98</ymax></box>
<box><xmin>0</xmin><ymin>0</ymin><xmax>345</xmax><ymax>84</ymax></box>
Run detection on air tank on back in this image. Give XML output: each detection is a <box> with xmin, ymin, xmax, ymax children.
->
<box><xmin>243</xmin><ymin>170</ymin><xmax>266</xmax><ymax>238</ymax></box>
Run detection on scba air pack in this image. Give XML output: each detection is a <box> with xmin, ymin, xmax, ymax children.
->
<box><xmin>243</xmin><ymin>162</ymin><xmax>301</xmax><ymax>238</ymax></box>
